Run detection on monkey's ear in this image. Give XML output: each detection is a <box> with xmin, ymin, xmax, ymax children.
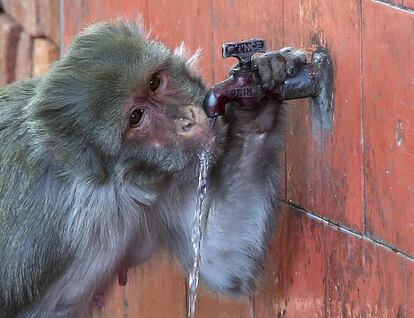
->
<box><xmin>174</xmin><ymin>42</ymin><xmax>202</xmax><ymax>76</ymax></box>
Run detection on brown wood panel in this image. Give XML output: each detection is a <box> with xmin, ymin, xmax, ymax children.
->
<box><xmin>60</xmin><ymin>1</ymin><xmax>414</xmax><ymax>317</ymax></box>
<box><xmin>255</xmin><ymin>204</ymin><xmax>325</xmax><ymax>317</ymax></box>
<box><xmin>407</xmin><ymin>259</ymin><xmax>414</xmax><ymax>317</ymax></box>
<box><xmin>195</xmin><ymin>286</ymin><xmax>253</xmax><ymax>318</ymax></box>
<box><xmin>63</xmin><ymin>0</ymin><xmax>148</xmax><ymax>47</ymax></box>
<box><xmin>147</xmin><ymin>0</ymin><xmax>213</xmax><ymax>85</ymax></box>
<box><xmin>211</xmin><ymin>0</ymin><xmax>284</xmax><ymax>83</ymax></box>
<box><xmin>325</xmin><ymin>229</ymin><xmax>406</xmax><ymax>317</ymax></box>
<box><xmin>363</xmin><ymin>0</ymin><xmax>414</xmax><ymax>255</ymax></box>
<box><xmin>93</xmin><ymin>251</ymin><xmax>186</xmax><ymax>318</ymax></box>
<box><xmin>284</xmin><ymin>0</ymin><xmax>363</xmax><ymax>232</ymax></box>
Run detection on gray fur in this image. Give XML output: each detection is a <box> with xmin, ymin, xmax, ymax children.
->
<box><xmin>0</xmin><ymin>20</ymin><xmax>303</xmax><ymax>317</ymax></box>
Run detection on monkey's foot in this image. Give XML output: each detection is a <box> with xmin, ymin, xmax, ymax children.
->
<box><xmin>118</xmin><ymin>266</ymin><xmax>128</xmax><ymax>286</ymax></box>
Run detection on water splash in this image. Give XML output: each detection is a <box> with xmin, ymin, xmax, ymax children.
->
<box><xmin>187</xmin><ymin>150</ymin><xmax>211</xmax><ymax>318</ymax></box>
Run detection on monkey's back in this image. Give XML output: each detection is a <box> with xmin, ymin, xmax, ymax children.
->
<box><xmin>0</xmin><ymin>79</ymin><xmax>40</xmax><ymax>247</ymax></box>
<box><xmin>0</xmin><ymin>79</ymin><xmax>70</xmax><ymax>315</ymax></box>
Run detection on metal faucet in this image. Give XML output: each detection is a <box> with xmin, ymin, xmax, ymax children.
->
<box><xmin>203</xmin><ymin>39</ymin><xmax>333</xmax><ymax>118</ymax></box>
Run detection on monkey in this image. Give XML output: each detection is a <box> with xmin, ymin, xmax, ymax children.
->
<box><xmin>0</xmin><ymin>20</ymin><xmax>306</xmax><ymax>317</ymax></box>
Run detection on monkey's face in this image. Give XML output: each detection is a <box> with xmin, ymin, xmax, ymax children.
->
<box><xmin>36</xmin><ymin>22</ymin><xmax>223</xmax><ymax>176</ymax></box>
<box><xmin>119</xmin><ymin>60</ymin><xmax>219</xmax><ymax>173</ymax></box>
<box><xmin>79</xmin><ymin>23</ymin><xmax>225</xmax><ymax>175</ymax></box>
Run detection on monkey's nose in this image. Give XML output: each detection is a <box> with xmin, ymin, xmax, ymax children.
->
<box><xmin>177</xmin><ymin>108</ymin><xmax>196</xmax><ymax>133</ymax></box>
<box><xmin>179</xmin><ymin>117</ymin><xmax>194</xmax><ymax>132</ymax></box>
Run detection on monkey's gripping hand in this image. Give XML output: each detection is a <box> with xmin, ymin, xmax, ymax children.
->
<box><xmin>225</xmin><ymin>47</ymin><xmax>307</xmax><ymax>134</ymax></box>
<box><xmin>197</xmin><ymin>48</ymin><xmax>305</xmax><ymax>295</ymax></box>
<box><xmin>254</xmin><ymin>47</ymin><xmax>307</xmax><ymax>93</ymax></box>
<box><xmin>167</xmin><ymin>49</ymin><xmax>306</xmax><ymax>296</ymax></box>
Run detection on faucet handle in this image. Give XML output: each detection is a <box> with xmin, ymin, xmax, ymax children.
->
<box><xmin>222</xmin><ymin>39</ymin><xmax>266</xmax><ymax>69</ymax></box>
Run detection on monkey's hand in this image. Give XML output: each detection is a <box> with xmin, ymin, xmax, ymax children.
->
<box><xmin>227</xmin><ymin>48</ymin><xmax>307</xmax><ymax>134</ymax></box>
<box><xmin>182</xmin><ymin>48</ymin><xmax>307</xmax><ymax>296</ymax></box>
<box><xmin>253</xmin><ymin>47</ymin><xmax>307</xmax><ymax>88</ymax></box>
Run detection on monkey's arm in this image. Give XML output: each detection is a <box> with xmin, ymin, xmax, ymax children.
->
<box><xmin>162</xmin><ymin>100</ymin><xmax>282</xmax><ymax>297</ymax></box>
<box><xmin>163</xmin><ymin>48</ymin><xmax>306</xmax><ymax>296</ymax></box>
<box><xmin>198</xmin><ymin>99</ymin><xmax>282</xmax><ymax>296</ymax></box>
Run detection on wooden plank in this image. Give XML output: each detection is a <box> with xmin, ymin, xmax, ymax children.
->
<box><xmin>147</xmin><ymin>0</ymin><xmax>213</xmax><ymax>84</ymax></box>
<box><xmin>284</xmin><ymin>0</ymin><xmax>363</xmax><ymax>232</ymax></box>
<box><xmin>407</xmin><ymin>259</ymin><xmax>414</xmax><ymax>317</ymax></box>
<box><xmin>363</xmin><ymin>0</ymin><xmax>414</xmax><ymax>255</ymax></box>
<box><xmin>63</xmin><ymin>0</ymin><xmax>148</xmax><ymax>47</ymax></box>
<box><xmin>255</xmin><ymin>204</ymin><xmax>325</xmax><ymax>318</ymax></box>
<box><xmin>94</xmin><ymin>251</ymin><xmax>186</xmax><ymax>317</ymax></box>
<box><xmin>211</xmin><ymin>0</ymin><xmax>284</xmax><ymax>83</ymax></box>
<box><xmin>195</xmin><ymin>286</ymin><xmax>253</xmax><ymax>318</ymax></box>
<box><xmin>325</xmin><ymin>228</ymin><xmax>406</xmax><ymax>317</ymax></box>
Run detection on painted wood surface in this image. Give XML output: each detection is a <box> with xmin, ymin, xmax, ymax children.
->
<box><xmin>64</xmin><ymin>1</ymin><xmax>414</xmax><ymax>316</ymax></box>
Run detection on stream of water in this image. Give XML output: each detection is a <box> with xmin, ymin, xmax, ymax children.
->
<box><xmin>187</xmin><ymin>150</ymin><xmax>211</xmax><ymax>318</ymax></box>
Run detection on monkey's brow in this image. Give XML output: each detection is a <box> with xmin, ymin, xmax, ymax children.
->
<box><xmin>152</xmin><ymin>57</ymin><xmax>173</xmax><ymax>73</ymax></box>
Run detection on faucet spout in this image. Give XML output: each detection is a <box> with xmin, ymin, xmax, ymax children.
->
<box><xmin>203</xmin><ymin>70</ymin><xmax>263</xmax><ymax>117</ymax></box>
<box><xmin>202</xmin><ymin>39</ymin><xmax>333</xmax><ymax>119</ymax></box>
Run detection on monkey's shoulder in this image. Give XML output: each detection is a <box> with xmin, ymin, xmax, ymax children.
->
<box><xmin>0</xmin><ymin>78</ymin><xmax>40</xmax><ymax>107</ymax></box>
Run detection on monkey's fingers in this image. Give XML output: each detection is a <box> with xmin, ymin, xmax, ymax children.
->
<box><xmin>253</xmin><ymin>52</ymin><xmax>277</xmax><ymax>84</ymax></box>
<box><xmin>253</xmin><ymin>48</ymin><xmax>307</xmax><ymax>88</ymax></box>
<box><xmin>278</xmin><ymin>47</ymin><xmax>307</xmax><ymax>78</ymax></box>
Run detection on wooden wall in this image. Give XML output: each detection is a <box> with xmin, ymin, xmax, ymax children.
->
<box><xmin>63</xmin><ymin>1</ymin><xmax>414</xmax><ymax>317</ymax></box>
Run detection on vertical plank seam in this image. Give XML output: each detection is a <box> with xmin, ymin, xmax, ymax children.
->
<box><xmin>360</xmin><ymin>0</ymin><xmax>367</xmax><ymax>235</ymax></box>
<box><xmin>282</xmin><ymin>0</ymin><xmax>288</xmax><ymax>202</ymax></box>
<box><xmin>210</xmin><ymin>0</ymin><xmax>215</xmax><ymax>83</ymax></box>
<box><xmin>59</xmin><ymin>0</ymin><xmax>65</xmax><ymax>55</ymax></box>
<box><xmin>404</xmin><ymin>258</ymin><xmax>408</xmax><ymax>318</ymax></box>
<box><xmin>282</xmin><ymin>0</ymin><xmax>285</xmax><ymax>46</ymax></box>
<box><xmin>323</xmin><ymin>222</ymin><xmax>328</xmax><ymax>318</ymax></box>
<box><xmin>250</xmin><ymin>295</ymin><xmax>256</xmax><ymax>318</ymax></box>
<box><xmin>122</xmin><ymin>286</ymin><xmax>129</xmax><ymax>318</ymax></box>
<box><xmin>145</xmin><ymin>0</ymin><xmax>149</xmax><ymax>24</ymax></box>
<box><xmin>184</xmin><ymin>274</ymin><xmax>189</xmax><ymax>316</ymax></box>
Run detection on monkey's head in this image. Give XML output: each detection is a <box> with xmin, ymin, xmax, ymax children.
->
<box><xmin>31</xmin><ymin>21</ymin><xmax>223</xmax><ymax>178</ymax></box>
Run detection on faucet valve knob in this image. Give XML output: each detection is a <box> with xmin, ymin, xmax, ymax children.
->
<box><xmin>222</xmin><ymin>39</ymin><xmax>266</xmax><ymax>69</ymax></box>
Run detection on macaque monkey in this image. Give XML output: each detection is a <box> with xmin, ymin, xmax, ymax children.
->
<box><xmin>0</xmin><ymin>21</ymin><xmax>306</xmax><ymax>317</ymax></box>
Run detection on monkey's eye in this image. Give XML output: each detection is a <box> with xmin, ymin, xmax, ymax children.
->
<box><xmin>149</xmin><ymin>74</ymin><xmax>162</xmax><ymax>92</ymax></box>
<box><xmin>130</xmin><ymin>109</ymin><xmax>144</xmax><ymax>127</ymax></box>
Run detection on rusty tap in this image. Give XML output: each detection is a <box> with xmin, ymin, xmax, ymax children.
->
<box><xmin>203</xmin><ymin>39</ymin><xmax>333</xmax><ymax>118</ymax></box>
